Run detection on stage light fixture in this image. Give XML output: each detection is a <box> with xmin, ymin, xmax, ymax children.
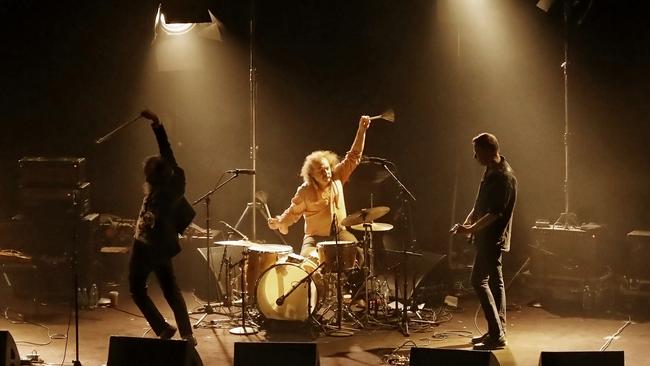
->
<box><xmin>153</xmin><ymin>3</ymin><xmax>222</xmax><ymax>40</ymax></box>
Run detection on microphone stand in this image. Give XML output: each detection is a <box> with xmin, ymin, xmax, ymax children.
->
<box><xmin>71</xmin><ymin>220</ymin><xmax>82</xmax><ymax>366</ymax></box>
<box><xmin>380</xmin><ymin>163</ymin><xmax>416</xmax><ymax>336</ymax></box>
<box><xmin>275</xmin><ymin>261</ymin><xmax>327</xmax><ymax>321</ymax></box>
<box><xmin>190</xmin><ymin>172</ymin><xmax>244</xmax><ymax>328</ymax></box>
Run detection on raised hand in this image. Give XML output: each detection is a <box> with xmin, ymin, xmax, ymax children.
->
<box><xmin>140</xmin><ymin>109</ymin><xmax>160</xmax><ymax>125</ymax></box>
<box><xmin>359</xmin><ymin>115</ymin><xmax>371</xmax><ymax>131</ymax></box>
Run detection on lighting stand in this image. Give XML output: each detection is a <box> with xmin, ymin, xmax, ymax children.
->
<box><xmin>555</xmin><ymin>0</ymin><xmax>580</xmax><ymax>228</ymax></box>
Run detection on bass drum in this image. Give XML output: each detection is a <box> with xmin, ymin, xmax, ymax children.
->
<box><xmin>255</xmin><ymin>259</ymin><xmax>323</xmax><ymax>322</ymax></box>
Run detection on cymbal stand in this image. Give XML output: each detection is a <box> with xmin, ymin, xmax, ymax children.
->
<box><xmin>354</xmin><ymin>223</ymin><xmax>378</xmax><ymax>325</ymax></box>
<box><xmin>381</xmin><ymin>162</ymin><xmax>416</xmax><ymax>336</ymax></box>
<box><xmin>215</xmin><ymin>244</ymin><xmax>232</xmax><ymax>308</ymax></box>
<box><xmin>229</xmin><ymin>249</ymin><xmax>258</xmax><ymax>335</ymax></box>
<box><xmin>323</xmin><ymin>215</ymin><xmax>361</xmax><ymax>336</ymax></box>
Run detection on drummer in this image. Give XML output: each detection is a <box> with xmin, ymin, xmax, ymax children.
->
<box><xmin>268</xmin><ymin>116</ymin><xmax>372</xmax><ymax>258</ymax></box>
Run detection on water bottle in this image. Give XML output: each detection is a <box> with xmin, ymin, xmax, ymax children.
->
<box><xmin>89</xmin><ymin>284</ymin><xmax>99</xmax><ymax>310</ymax></box>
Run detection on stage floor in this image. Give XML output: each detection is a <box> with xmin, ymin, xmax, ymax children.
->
<box><xmin>1</xmin><ymin>284</ymin><xmax>647</xmax><ymax>366</ymax></box>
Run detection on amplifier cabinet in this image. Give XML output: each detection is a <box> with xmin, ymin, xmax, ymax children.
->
<box><xmin>18</xmin><ymin>157</ymin><xmax>87</xmax><ymax>187</ymax></box>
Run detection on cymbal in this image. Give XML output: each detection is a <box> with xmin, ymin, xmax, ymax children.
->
<box><xmin>340</xmin><ymin>206</ymin><xmax>390</xmax><ymax>227</ymax></box>
<box><xmin>214</xmin><ymin>240</ymin><xmax>255</xmax><ymax>247</ymax></box>
<box><xmin>350</xmin><ymin>222</ymin><xmax>394</xmax><ymax>232</ymax></box>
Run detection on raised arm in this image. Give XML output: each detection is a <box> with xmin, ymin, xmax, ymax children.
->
<box><xmin>141</xmin><ymin>109</ymin><xmax>177</xmax><ymax>167</ymax></box>
<box><xmin>333</xmin><ymin>115</ymin><xmax>371</xmax><ymax>182</ymax></box>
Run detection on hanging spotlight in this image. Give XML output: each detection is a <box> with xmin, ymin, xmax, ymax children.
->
<box><xmin>160</xmin><ymin>13</ymin><xmax>195</xmax><ymax>35</ymax></box>
<box><xmin>153</xmin><ymin>3</ymin><xmax>222</xmax><ymax>41</ymax></box>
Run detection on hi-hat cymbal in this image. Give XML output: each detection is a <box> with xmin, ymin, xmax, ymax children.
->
<box><xmin>340</xmin><ymin>206</ymin><xmax>390</xmax><ymax>227</ymax></box>
<box><xmin>214</xmin><ymin>240</ymin><xmax>255</xmax><ymax>247</ymax></box>
<box><xmin>350</xmin><ymin>222</ymin><xmax>394</xmax><ymax>232</ymax></box>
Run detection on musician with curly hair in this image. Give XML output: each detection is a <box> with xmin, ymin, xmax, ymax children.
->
<box><xmin>268</xmin><ymin>116</ymin><xmax>372</xmax><ymax>257</ymax></box>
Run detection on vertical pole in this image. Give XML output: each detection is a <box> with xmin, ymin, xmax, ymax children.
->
<box><xmin>563</xmin><ymin>0</ymin><xmax>570</xmax><ymax>218</ymax></box>
<box><xmin>250</xmin><ymin>13</ymin><xmax>257</xmax><ymax>241</ymax></box>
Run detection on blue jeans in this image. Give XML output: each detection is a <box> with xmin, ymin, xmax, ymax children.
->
<box><xmin>470</xmin><ymin>245</ymin><xmax>506</xmax><ymax>338</ymax></box>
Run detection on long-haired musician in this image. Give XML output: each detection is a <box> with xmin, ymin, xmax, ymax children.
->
<box><xmin>268</xmin><ymin>116</ymin><xmax>372</xmax><ymax>258</ymax></box>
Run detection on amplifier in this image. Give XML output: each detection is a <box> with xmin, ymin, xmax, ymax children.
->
<box><xmin>530</xmin><ymin>224</ymin><xmax>607</xmax><ymax>278</ymax></box>
<box><xmin>19</xmin><ymin>182</ymin><xmax>91</xmax><ymax>217</ymax></box>
<box><xmin>20</xmin><ymin>182</ymin><xmax>90</xmax><ymax>205</ymax></box>
<box><xmin>624</xmin><ymin>230</ymin><xmax>650</xmax><ymax>281</ymax></box>
<box><xmin>18</xmin><ymin>157</ymin><xmax>87</xmax><ymax>187</ymax></box>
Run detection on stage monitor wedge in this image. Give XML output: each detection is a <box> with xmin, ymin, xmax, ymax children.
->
<box><xmin>234</xmin><ymin>342</ymin><xmax>319</xmax><ymax>366</ymax></box>
<box><xmin>539</xmin><ymin>351</ymin><xmax>624</xmax><ymax>366</ymax></box>
<box><xmin>410</xmin><ymin>347</ymin><xmax>499</xmax><ymax>366</ymax></box>
<box><xmin>107</xmin><ymin>336</ymin><xmax>202</xmax><ymax>366</ymax></box>
<box><xmin>0</xmin><ymin>331</ymin><xmax>20</xmax><ymax>366</ymax></box>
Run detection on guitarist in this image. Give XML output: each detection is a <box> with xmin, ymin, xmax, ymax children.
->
<box><xmin>452</xmin><ymin>133</ymin><xmax>517</xmax><ymax>350</ymax></box>
<box><xmin>130</xmin><ymin>109</ymin><xmax>197</xmax><ymax>346</ymax></box>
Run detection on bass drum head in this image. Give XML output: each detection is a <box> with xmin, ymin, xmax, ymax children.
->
<box><xmin>255</xmin><ymin>263</ymin><xmax>319</xmax><ymax>322</ymax></box>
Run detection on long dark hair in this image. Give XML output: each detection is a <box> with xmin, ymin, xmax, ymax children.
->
<box><xmin>143</xmin><ymin>155</ymin><xmax>172</xmax><ymax>193</ymax></box>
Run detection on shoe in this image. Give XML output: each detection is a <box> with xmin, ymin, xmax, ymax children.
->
<box><xmin>182</xmin><ymin>334</ymin><xmax>198</xmax><ymax>347</ymax></box>
<box><xmin>159</xmin><ymin>325</ymin><xmax>177</xmax><ymax>340</ymax></box>
<box><xmin>473</xmin><ymin>334</ymin><xmax>507</xmax><ymax>350</ymax></box>
<box><xmin>470</xmin><ymin>333</ymin><xmax>489</xmax><ymax>345</ymax></box>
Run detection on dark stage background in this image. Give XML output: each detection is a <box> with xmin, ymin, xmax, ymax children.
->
<box><xmin>1</xmin><ymin>0</ymin><xmax>649</xmax><ymax>270</ymax></box>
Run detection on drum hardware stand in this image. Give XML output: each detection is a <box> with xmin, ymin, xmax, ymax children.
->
<box><xmin>215</xmin><ymin>244</ymin><xmax>233</xmax><ymax>308</ymax></box>
<box><xmin>190</xmin><ymin>172</ymin><xmax>245</xmax><ymax>328</ymax></box>
<box><xmin>327</xmin><ymin>214</ymin><xmax>349</xmax><ymax>336</ymax></box>
<box><xmin>353</xmin><ymin>223</ymin><xmax>382</xmax><ymax>325</ymax></box>
<box><xmin>230</xmin><ymin>249</ymin><xmax>258</xmax><ymax>335</ymax></box>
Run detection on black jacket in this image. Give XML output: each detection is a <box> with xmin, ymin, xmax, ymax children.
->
<box><xmin>134</xmin><ymin>124</ymin><xmax>195</xmax><ymax>258</ymax></box>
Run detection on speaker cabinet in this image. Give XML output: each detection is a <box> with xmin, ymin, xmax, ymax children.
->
<box><xmin>410</xmin><ymin>347</ymin><xmax>499</xmax><ymax>366</ymax></box>
<box><xmin>234</xmin><ymin>342</ymin><xmax>319</xmax><ymax>366</ymax></box>
<box><xmin>107</xmin><ymin>336</ymin><xmax>201</xmax><ymax>366</ymax></box>
<box><xmin>0</xmin><ymin>331</ymin><xmax>20</xmax><ymax>366</ymax></box>
<box><xmin>539</xmin><ymin>351</ymin><xmax>624</xmax><ymax>366</ymax></box>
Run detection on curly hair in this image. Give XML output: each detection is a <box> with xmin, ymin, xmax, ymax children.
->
<box><xmin>300</xmin><ymin>150</ymin><xmax>340</xmax><ymax>186</ymax></box>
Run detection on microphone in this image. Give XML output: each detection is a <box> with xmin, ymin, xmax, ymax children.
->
<box><xmin>226</xmin><ymin>169</ymin><xmax>255</xmax><ymax>175</ymax></box>
<box><xmin>361</xmin><ymin>156</ymin><xmax>393</xmax><ymax>165</ymax></box>
<box><xmin>219</xmin><ymin>221</ymin><xmax>249</xmax><ymax>241</ymax></box>
<box><xmin>276</xmin><ymin>295</ymin><xmax>285</xmax><ymax>306</ymax></box>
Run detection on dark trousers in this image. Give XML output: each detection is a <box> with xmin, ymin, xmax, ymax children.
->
<box><xmin>129</xmin><ymin>242</ymin><xmax>192</xmax><ymax>338</ymax></box>
<box><xmin>470</xmin><ymin>245</ymin><xmax>506</xmax><ymax>338</ymax></box>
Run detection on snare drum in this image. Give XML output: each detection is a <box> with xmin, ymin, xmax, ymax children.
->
<box><xmin>245</xmin><ymin>244</ymin><xmax>292</xmax><ymax>296</ymax></box>
<box><xmin>255</xmin><ymin>255</ymin><xmax>324</xmax><ymax>321</ymax></box>
<box><xmin>316</xmin><ymin>241</ymin><xmax>357</xmax><ymax>273</ymax></box>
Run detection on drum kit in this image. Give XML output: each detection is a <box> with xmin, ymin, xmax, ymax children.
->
<box><xmin>208</xmin><ymin>206</ymin><xmax>398</xmax><ymax>335</ymax></box>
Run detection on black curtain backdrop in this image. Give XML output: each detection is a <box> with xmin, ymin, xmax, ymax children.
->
<box><xmin>1</xmin><ymin>0</ymin><xmax>649</xmax><ymax>267</ymax></box>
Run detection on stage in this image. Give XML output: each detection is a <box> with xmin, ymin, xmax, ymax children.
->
<box><xmin>2</xmin><ymin>284</ymin><xmax>645</xmax><ymax>366</ymax></box>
